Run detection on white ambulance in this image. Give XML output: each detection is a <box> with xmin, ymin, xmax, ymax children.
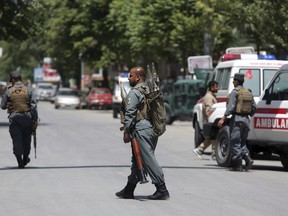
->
<box><xmin>249</xmin><ymin>64</ymin><xmax>288</xmax><ymax>169</ymax></box>
<box><xmin>193</xmin><ymin>54</ymin><xmax>288</xmax><ymax>147</ymax></box>
<box><xmin>204</xmin><ymin>59</ymin><xmax>288</xmax><ymax>169</ymax></box>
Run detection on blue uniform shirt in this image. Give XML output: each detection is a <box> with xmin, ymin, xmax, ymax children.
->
<box><xmin>124</xmin><ymin>82</ymin><xmax>152</xmax><ymax>133</ymax></box>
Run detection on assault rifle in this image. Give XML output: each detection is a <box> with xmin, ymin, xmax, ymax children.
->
<box><xmin>32</xmin><ymin>118</ymin><xmax>40</xmax><ymax>159</ymax></box>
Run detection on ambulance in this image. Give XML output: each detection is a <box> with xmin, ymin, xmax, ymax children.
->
<box><xmin>193</xmin><ymin>53</ymin><xmax>288</xmax><ymax>148</ymax></box>
<box><xmin>205</xmin><ymin>60</ymin><xmax>288</xmax><ymax>169</ymax></box>
<box><xmin>193</xmin><ymin>54</ymin><xmax>288</xmax><ymax>169</ymax></box>
<box><xmin>249</xmin><ymin>64</ymin><xmax>288</xmax><ymax>169</ymax></box>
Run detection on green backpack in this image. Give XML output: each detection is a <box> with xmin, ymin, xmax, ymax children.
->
<box><xmin>136</xmin><ymin>87</ymin><xmax>166</xmax><ymax>136</ymax></box>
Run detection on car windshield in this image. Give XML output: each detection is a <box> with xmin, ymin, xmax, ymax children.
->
<box><xmin>39</xmin><ymin>85</ymin><xmax>53</xmax><ymax>90</ymax></box>
<box><xmin>58</xmin><ymin>90</ymin><xmax>78</xmax><ymax>96</ymax></box>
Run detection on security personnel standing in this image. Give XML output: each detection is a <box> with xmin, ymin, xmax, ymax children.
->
<box><xmin>115</xmin><ymin>66</ymin><xmax>169</xmax><ymax>200</ymax></box>
<box><xmin>1</xmin><ymin>71</ymin><xmax>38</xmax><ymax>168</ymax></box>
<box><xmin>218</xmin><ymin>73</ymin><xmax>256</xmax><ymax>171</ymax></box>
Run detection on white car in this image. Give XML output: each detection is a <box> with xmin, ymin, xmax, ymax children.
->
<box><xmin>54</xmin><ymin>88</ymin><xmax>81</xmax><ymax>109</ymax></box>
<box><xmin>112</xmin><ymin>73</ymin><xmax>130</xmax><ymax>118</ymax></box>
<box><xmin>35</xmin><ymin>83</ymin><xmax>55</xmax><ymax>101</ymax></box>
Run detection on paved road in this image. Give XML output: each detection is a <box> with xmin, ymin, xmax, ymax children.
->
<box><xmin>0</xmin><ymin>101</ymin><xmax>287</xmax><ymax>216</ymax></box>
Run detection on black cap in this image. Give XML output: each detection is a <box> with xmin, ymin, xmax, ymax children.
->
<box><xmin>233</xmin><ymin>73</ymin><xmax>244</xmax><ymax>82</ymax></box>
<box><xmin>9</xmin><ymin>71</ymin><xmax>21</xmax><ymax>81</ymax></box>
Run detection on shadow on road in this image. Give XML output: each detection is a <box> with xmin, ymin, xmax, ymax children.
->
<box><xmin>205</xmin><ymin>163</ymin><xmax>287</xmax><ymax>172</ymax></box>
<box><xmin>0</xmin><ymin>163</ymin><xmax>286</xmax><ymax>172</ymax></box>
<box><xmin>0</xmin><ymin>122</ymin><xmax>49</xmax><ymax>127</ymax></box>
<box><xmin>0</xmin><ymin>164</ymin><xmax>223</xmax><ymax>171</ymax></box>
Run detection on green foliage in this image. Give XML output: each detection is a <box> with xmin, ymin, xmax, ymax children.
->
<box><xmin>0</xmin><ymin>40</ymin><xmax>38</xmax><ymax>81</ymax></box>
<box><xmin>1</xmin><ymin>0</ymin><xmax>288</xmax><ymax>84</ymax></box>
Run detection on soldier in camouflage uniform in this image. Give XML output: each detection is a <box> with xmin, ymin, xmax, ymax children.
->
<box><xmin>115</xmin><ymin>66</ymin><xmax>169</xmax><ymax>200</ymax></box>
<box><xmin>1</xmin><ymin>71</ymin><xmax>38</xmax><ymax>168</ymax></box>
<box><xmin>218</xmin><ymin>73</ymin><xmax>257</xmax><ymax>171</ymax></box>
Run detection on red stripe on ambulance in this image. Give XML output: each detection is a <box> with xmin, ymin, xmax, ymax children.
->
<box><xmin>254</xmin><ymin>117</ymin><xmax>288</xmax><ymax>130</ymax></box>
<box><xmin>256</xmin><ymin>108</ymin><xmax>287</xmax><ymax>114</ymax></box>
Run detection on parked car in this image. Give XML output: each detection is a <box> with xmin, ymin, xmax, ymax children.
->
<box><xmin>54</xmin><ymin>88</ymin><xmax>81</xmax><ymax>109</ymax></box>
<box><xmin>86</xmin><ymin>87</ymin><xmax>112</xmax><ymax>110</ymax></box>
<box><xmin>35</xmin><ymin>82</ymin><xmax>55</xmax><ymax>101</ymax></box>
<box><xmin>112</xmin><ymin>73</ymin><xmax>130</xmax><ymax>118</ymax></box>
<box><xmin>0</xmin><ymin>81</ymin><xmax>7</xmax><ymax>97</ymax></box>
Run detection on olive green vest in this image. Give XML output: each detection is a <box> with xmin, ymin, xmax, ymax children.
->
<box><xmin>7</xmin><ymin>86</ymin><xmax>30</xmax><ymax>113</ymax></box>
<box><xmin>236</xmin><ymin>87</ymin><xmax>253</xmax><ymax>114</ymax></box>
<box><xmin>135</xmin><ymin>86</ymin><xmax>149</xmax><ymax>121</ymax></box>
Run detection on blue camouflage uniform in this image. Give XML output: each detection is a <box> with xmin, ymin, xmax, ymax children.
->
<box><xmin>124</xmin><ymin>82</ymin><xmax>165</xmax><ymax>185</ymax></box>
<box><xmin>1</xmin><ymin>81</ymin><xmax>38</xmax><ymax>159</ymax></box>
<box><xmin>224</xmin><ymin>85</ymin><xmax>257</xmax><ymax>162</ymax></box>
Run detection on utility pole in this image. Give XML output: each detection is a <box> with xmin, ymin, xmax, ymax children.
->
<box><xmin>79</xmin><ymin>53</ymin><xmax>84</xmax><ymax>91</ymax></box>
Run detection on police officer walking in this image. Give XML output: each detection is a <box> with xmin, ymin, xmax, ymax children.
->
<box><xmin>1</xmin><ymin>71</ymin><xmax>38</xmax><ymax>168</ymax></box>
<box><xmin>217</xmin><ymin>73</ymin><xmax>256</xmax><ymax>171</ymax></box>
<box><xmin>115</xmin><ymin>66</ymin><xmax>170</xmax><ymax>200</ymax></box>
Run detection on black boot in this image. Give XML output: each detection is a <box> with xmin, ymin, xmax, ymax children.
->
<box><xmin>243</xmin><ymin>153</ymin><xmax>253</xmax><ymax>171</ymax></box>
<box><xmin>115</xmin><ymin>182</ymin><xmax>137</xmax><ymax>199</ymax></box>
<box><xmin>230</xmin><ymin>160</ymin><xmax>243</xmax><ymax>172</ymax></box>
<box><xmin>23</xmin><ymin>155</ymin><xmax>30</xmax><ymax>167</ymax></box>
<box><xmin>16</xmin><ymin>155</ymin><xmax>24</xmax><ymax>169</ymax></box>
<box><xmin>148</xmin><ymin>183</ymin><xmax>170</xmax><ymax>200</ymax></box>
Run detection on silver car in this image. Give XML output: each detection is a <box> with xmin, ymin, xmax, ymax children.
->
<box><xmin>36</xmin><ymin>83</ymin><xmax>55</xmax><ymax>101</ymax></box>
<box><xmin>54</xmin><ymin>88</ymin><xmax>81</xmax><ymax>109</ymax></box>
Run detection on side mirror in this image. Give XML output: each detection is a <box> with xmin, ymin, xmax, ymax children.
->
<box><xmin>264</xmin><ymin>89</ymin><xmax>271</xmax><ymax>105</ymax></box>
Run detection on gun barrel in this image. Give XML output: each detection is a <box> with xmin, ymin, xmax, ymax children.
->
<box><xmin>33</xmin><ymin>131</ymin><xmax>37</xmax><ymax>159</ymax></box>
<box><xmin>131</xmin><ymin>138</ymin><xmax>148</xmax><ymax>184</ymax></box>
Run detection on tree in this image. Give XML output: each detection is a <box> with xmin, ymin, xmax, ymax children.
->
<box><xmin>0</xmin><ymin>0</ymin><xmax>47</xmax><ymax>41</ymax></box>
<box><xmin>0</xmin><ymin>0</ymin><xmax>50</xmax><ymax>80</ymax></box>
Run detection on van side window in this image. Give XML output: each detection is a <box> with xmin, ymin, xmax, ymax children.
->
<box><xmin>215</xmin><ymin>67</ymin><xmax>231</xmax><ymax>90</ymax></box>
<box><xmin>239</xmin><ymin>69</ymin><xmax>260</xmax><ymax>96</ymax></box>
<box><xmin>264</xmin><ymin>72</ymin><xmax>288</xmax><ymax>100</ymax></box>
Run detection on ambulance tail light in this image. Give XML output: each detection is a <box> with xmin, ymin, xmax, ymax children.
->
<box><xmin>220</xmin><ymin>54</ymin><xmax>276</xmax><ymax>62</ymax></box>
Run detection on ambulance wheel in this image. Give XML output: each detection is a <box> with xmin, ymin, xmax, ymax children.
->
<box><xmin>216</xmin><ymin>126</ymin><xmax>232</xmax><ymax>167</ymax></box>
<box><xmin>194</xmin><ymin>121</ymin><xmax>204</xmax><ymax>148</ymax></box>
